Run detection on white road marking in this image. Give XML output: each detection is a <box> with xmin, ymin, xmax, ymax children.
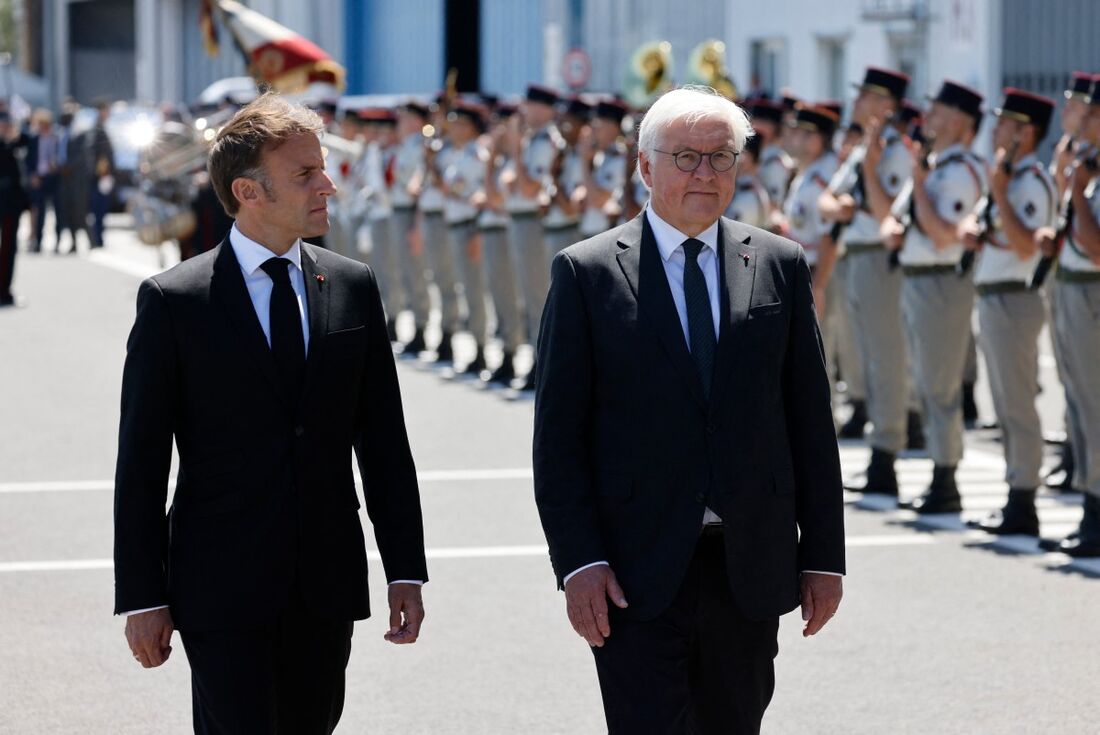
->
<box><xmin>0</xmin><ymin>535</ymin><xmax>937</xmax><ymax>574</ymax></box>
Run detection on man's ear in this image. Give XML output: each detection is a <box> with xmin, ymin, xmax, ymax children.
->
<box><xmin>638</xmin><ymin>150</ymin><xmax>653</xmax><ymax>189</ymax></box>
<box><xmin>230</xmin><ymin>176</ymin><xmax>260</xmax><ymax>210</ymax></box>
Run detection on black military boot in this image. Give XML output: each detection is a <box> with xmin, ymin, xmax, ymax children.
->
<box><xmin>460</xmin><ymin>346</ymin><xmax>487</xmax><ymax>376</ymax></box>
<box><xmin>962</xmin><ymin>382</ymin><xmax>979</xmax><ymax>428</ymax></box>
<box><xmin>906</xmin><ymin>411</ymin><xmax>926</xmax><ymax>451</ymax></box>
<box><xmin>1056</xmin><ymin>494</ymin><xmax>1100</xmax><ymax>558</ymax></box>
<box><xmin>486</xmin><ymin>352</ymin><xmax>516</xmax><ymax>385</ymax></box>
<box><xmin>838</xmin><ymin>400</ymin><xmax>868</xmax><ymax>439</ymax></box>
<box><xmin>434</xmin><ymin>332</ymin><xmax>454</xmax><ymax>364</ymax></box>
<box><xmin>967</xmin><ymin>488</ymin><xmax>1039</xmax><ymax>536</ymax></box>
<box><xmin>905</xmin><ymin>465</ymin><xmax>962</xmax><ymax>514</ymax></box>
<box><xmin>1044</xmin><ymin>441</ymin><xmax>1076</xmax><ymax>493</ymax></box>
<box><xmin>845</xmin><ymin>447</ymin><xmax>899</xmax><ymax>496</ymax></box>
<box><xmin>400</xmin><ymin>326</ymin><xmax>428</xmax><ymax>356</ymax></box>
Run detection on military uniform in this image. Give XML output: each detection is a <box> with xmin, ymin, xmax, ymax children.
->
<box><xmin>391</xmin><ymin>110</ymin><xmax>432</xmax><ymax>349</ymax></box>
<box><xmin>725</xmin><ymin>174</ymin><xmax>769</xmax><ymax>229</ymax></box>
<box><xmin>543</xmin><ymin>133</ymin><xmax>583</xmax><ymax>254</ymax></box>
<box><xmin>421</xmin><ymin>140</ymin><xmax>462</xmax><ymax>358</ymax></box>
<box><xmin>363</xmin><ymin>131</ymin><xmax>406</xmax><ymax>331</ymax></box>
<box><xmin>973</xmin><ymin>132</ymin><xmax>1057</xmax><ymax>502</ymax></box>
<box><xmin>579</xmin><ymin>141</ymin><xmax>627</xmax><ymax>237</ymax></box>
<box><xmin>443</xmin><ymin>127</ymin><xmax>491</xmax><ymax>366</ymax></box>
<box><xmin>1043</xmin><ymin>83</ymin><xmax>1100</xmax><ymax>555</ymax></box>
<box><xmin>893</xmin><ymin>82</ymin><xmax>989</xmax><ymax>512</ymax></box>
<box><xmin>758</xmin><ymin>144</ymin><xmax>794</xmax><ymax>209</ymax></box>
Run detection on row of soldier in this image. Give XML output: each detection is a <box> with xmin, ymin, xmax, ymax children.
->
<box><xmin>316</xmin><ymin>70</ymin><xmax>1100</xmax><ymax>558</ymax></box>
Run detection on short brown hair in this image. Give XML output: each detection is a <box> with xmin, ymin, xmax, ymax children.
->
<box><xmin>208</xmin><ymin>92</ymin><xmax>325</xmax><ymax>216</ymax></box>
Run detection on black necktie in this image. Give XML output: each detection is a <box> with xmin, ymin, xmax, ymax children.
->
<box><xmin>682</xmin><ymin>238</ymin><xmax>716</xmax><ymax>398</ymax></box>
<box><xmin>259</xmin><ymin>257</ymin><xmax>306</xmax><ymax>401</ymax></box>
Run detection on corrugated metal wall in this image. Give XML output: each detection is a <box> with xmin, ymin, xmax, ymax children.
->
<box><xmin>580</xmin><ymin>0</ymin><xmax>727</xmax><ymax>94</ymax></box>
<box><xmin>346</xmin><ymin>0</ymin><xmax>446</xmax><ymax>94</ymax></box>
<box><xmin>480</xmin><ymin>0</ymin><xmax>544</xmax><ymax>96</ymax></box>
<box><xmin>1002</xmin><ymin>0</ymin><xmax>1100</xmax><ymax>156</ymax></box>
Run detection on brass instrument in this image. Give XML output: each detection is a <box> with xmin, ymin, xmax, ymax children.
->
<box><xmin>130</xmin><ymin>109</ymin><xmax>235</xmax><ymax>245</ymax></box>
<box><xmin>685</xmin><ymin>40</ymin><xmax>738</xmax><ymax>100</ymax></box>
<box><xmin>623</xmin><ymin>41</ymin><xmax>673</xmax><ymax>110</ymax></box>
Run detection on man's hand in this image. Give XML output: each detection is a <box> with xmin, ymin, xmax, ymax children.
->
<box><xmin>125</xmin><ymin>608</ymin><xmax>174</xmax><ymax>668</ymax></box>
<box><xmin>835</xmin><ymin>194</ymin><xmax>858</xmax><ymax>223</ymax></box>
<box><xmin>881</xmin><ymin>215</ymin><xmax>905</xmax><ymax>251</ymax></box>
<box><xmin>800</xmin><ymin>572</ymin><xmax>842</xmax><ymax>638</ymax></box>
<box><xmin>1035</xmin><ymin>226</ymin><xmax>1058</xmax><ymax>257</ymax></box>
<box><xmin>564</xmin><ymin>565</ymin><xmax>629</xmax><ymax>648</ymax></box>
<box><xmin>958</xmin><ymin>214</ymin><xmax>983</xmax><ymax>251</ymax></box>
<box><xmin>385</xmin><ymin>583</ymin><xmax>425</xmax><ymax>645</ymax></box>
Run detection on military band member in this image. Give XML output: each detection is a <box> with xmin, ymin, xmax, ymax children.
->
<box><xmin>748</xmin><ymin>98</ymin><xmax>795</xmax><ymax>210</ymax></box>
<box><xmin>723</xmin><ymin>133</ymin><xmax>769</xmax><ymax>228</ymax></box>
<box><xmin>543</xmin><ymin>96</ymin><xmax>588</xmax><ymax>257</ymax></box>
<box><xmin>415</xmin><ymin>101</ymin><xmax>462</xmax><ymax>363</ymax></box>
<box><xmin>820</xmin><ymin>67</ymin><xmax>916</xmax><ymax>496</ymax></box>
<box><xmin>442</xmin><ymin>102</ymin><xmax>492</xmax><ymax>376</ymax></box>
<box><xmin>478</xmin><ymin>104</ymin><xmax>525</xmax><ymax>385</ymax></box>
<box><xmin>780</xmin><ymin>105</ymin><xmax>841</xmax><ymax>358</ymax></box>
<box><xmin>578</xmin><ymin>99</ymin><xmax>628</xmax><ymax>238</ymax></box>
<box><xmin>883</xmin><ymin>81</ymin><xmax>987</xmax><ymax>513</ymax></box>
<box><xmin>506</xmin><ymin>84</ymin><xmax>562</xmax><ymax>391</ymax></box>
<box><xmin>391</xmin><ymin>101</ymin><xmax>433</xmax><ymax>354</ymax></box>
<box><xmin>960</xmin><ymin>90</ymin><xmax>1057</xmax><ymax>533</ymax></box>
<box><xmin>1036</xmin><ymin>79</ymin><xmax>1100</xmax><ymax>556</ymax></box>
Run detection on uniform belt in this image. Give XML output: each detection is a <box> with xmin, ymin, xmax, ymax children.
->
<box><xmin>392</xmin><ymin>204</ymin><xmax>416</xmax><ymax>213</ymax></box>
<box><xmin>543</xmin><ymin>221</ymin><xmax>579</xmax><ymax>232</ymax></box>
<box><xmin>446</xmin><ymin>217</ymin><xmax>477</xmax><ymax>229</ymax></box>
<box><xmin>477</xmin><ymin>222</ymin><xmax>508</xmax><ymax>231</ymax></box>
<box><xmin>845</xmin><ymin>241</ymin><xmax>884</xmax><ymax>254</ymax></box>
<box><xmin>509</xmin><ymin>210</ymin><xmax>540</xmax><ymax>219</ymax></box>
<box><xmin>976</xmin><ymin>281</ymin><xmax>1028</xmax><ymax>296</ymax></box>
<box><xmin>902</xmin><ymin>264</ymin><xmax>956</xmax><ymax>277</ymax></box>
<box><xmin>1055</xmin><ymin>267</ymin><xmax>1100</xmax><ymax>284</ymax></box>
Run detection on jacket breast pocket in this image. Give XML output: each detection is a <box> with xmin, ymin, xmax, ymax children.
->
<box><xmin>748</xmin><ymin>301</ymin><xmax>784</xmax><ymax>319</ymax></box>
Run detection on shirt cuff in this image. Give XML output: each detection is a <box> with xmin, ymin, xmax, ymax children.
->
<box><xmin>389</xmin><ymin>580</ymin><xmax>425</xmax><ymax>586</ymax></box>
<box><xmin>119</xmin><ymin>605</ymin><xmax>169</xmax><ymax>617</ymax></box>
<box><xmin>563</xmin><ymin>561</ymin><xmax>609</xmax><ymax>585</ymax></box>
<box><xmin>801</xmin><ymin>570</ymin><xmax>844</xmax><ymax>577</ymax></box>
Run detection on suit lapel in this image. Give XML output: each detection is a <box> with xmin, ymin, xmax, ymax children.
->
<box><xmin>210</xmin><ymin>238</ymin><xmax>285</xmax><ymax>409</ymax></box>
<box><xmin>616</xmin><ymin>214</ymin><xmax>708</xmax><ymax>412</ymax></box>
<box><xmin>298</xmin><ymin>243</ymin><xmax>330</xmax><ymax>414</ymax></box>
<box><xmin>710</xmin><ymin>218</ymin><xmax>757</xmax><ymax>408</ymax></box>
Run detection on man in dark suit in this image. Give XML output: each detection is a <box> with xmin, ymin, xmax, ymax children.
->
<box><xmin>533</xmin><ymin>86</ymin><xmax>845</xmax><ymax>734</ymax></box>
<box><xmin>114</xmin><ymin>93</ymin><xmax>428</xmax><ymax>734</ymax></box>
<box><xmin>0</xmin><ymin>110</ymin><xmax>27</xmax><ymax>306</ymax></box>
<box><xmin>88</xmin><ymin>99</ymin><xmax>115</xmax><ymax>248</ymax></box>
<box><xmin>25</xmin><ymin>108</ymin><xmax>61</xmax><ymax>253</ymax></box>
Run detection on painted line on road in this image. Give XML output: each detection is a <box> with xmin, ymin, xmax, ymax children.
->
<box><xmin>0</xmin><ymin>469</ymin><xmax>535</xmax><ymax>495</ymax></box>
<box><xmin>0</xmin><ymin>535</ymin><xmax>935</xmax><ymax>574</ymax></box>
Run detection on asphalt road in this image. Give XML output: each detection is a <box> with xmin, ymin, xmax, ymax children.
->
<box><xmin>1</xmin><ymin>223</ymin><xmax>1096</xmax><ymax>734</ymax></box>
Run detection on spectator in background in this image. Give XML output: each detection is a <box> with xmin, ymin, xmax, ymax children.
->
<box><xmin>88</xmin><ymin>99</ymin><xmax>115</xmax><ymax>248</ymax></box>
<box><xmin>56</xmin><ymin>103</ymin><xmax>91</xmax><ymax>255</ymax></box>
<box><xmin>26</xmin><ymin>108</ymin><xmax>60</xmax><ymax>253</ymax></box>
<box><xmin>0</xmin><ymin>110</ymin><xmax>27</xmax><ymax>305</ymax></box>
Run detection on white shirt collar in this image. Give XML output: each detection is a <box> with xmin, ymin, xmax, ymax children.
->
<box><xmin>645</xmin><ymin>205</ymin><xmax>719</xmax><ymax>263</ymax></box>
<box><xmin>229</xmin><ymin>223</ymin><xmax>303</xmax><ymax>276</ymax></box>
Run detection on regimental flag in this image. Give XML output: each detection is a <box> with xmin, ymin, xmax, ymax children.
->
<box><xmin>199</xmin><ymin>0</ymin><xmax>346</xmax><ymax>93</ymax></box>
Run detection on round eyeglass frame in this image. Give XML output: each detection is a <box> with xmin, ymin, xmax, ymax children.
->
<box><xmin>652</xmin><ymin>148</ymin><xmax>740</xmax><ymax>172</ymax></box>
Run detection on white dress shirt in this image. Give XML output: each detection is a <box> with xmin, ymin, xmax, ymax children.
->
<box><xmin>121</xmin><ymin>227</ymin><xmax>419</xmax><ymax>616</ymax></box>
<box><xmin>563</xmin><ymin>205</ymin><xmax>841</xmax><ymax>585</ymax></box>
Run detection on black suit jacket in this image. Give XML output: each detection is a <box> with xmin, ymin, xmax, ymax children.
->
<box><xmin>114</xmin><ymin>239</ymin><xmax>427</xmax><ymax>631</ymax></box>
<box><xmin>533</xmin><ymin>213</ymin><xmax>844</xmax><ymax>622</ymax></box>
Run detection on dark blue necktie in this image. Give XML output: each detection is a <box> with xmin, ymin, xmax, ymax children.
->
<box><xmin>259</xmin><ymin>257</ymin><xmax>306</xmax><ymax>400</ymax></box>
<box><xmin>682</xmin><ymin>238</ymin><xmax>716</xmax><ymax>398</ymax></box>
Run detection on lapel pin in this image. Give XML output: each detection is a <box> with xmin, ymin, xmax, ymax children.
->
<box><xmin>315</xmin><ymin>274</ymin><xmax>326</xmax><ymax>284</ymax></box>
<box><xmin>739</xmin><ymin>252</ymin><xmax>751</xmax><ymax>266</ymax></box>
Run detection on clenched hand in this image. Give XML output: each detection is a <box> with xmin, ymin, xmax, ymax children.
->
<box><xmin>125</xmin><ymin>608</ymin><xmax>174</xmax><ymax>668</ymax></box>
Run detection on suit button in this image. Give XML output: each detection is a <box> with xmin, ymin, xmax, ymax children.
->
<box><xmin>294</xmin><ymin>425</ymin><xmax>305</xmax><ymax>437</ymax></box>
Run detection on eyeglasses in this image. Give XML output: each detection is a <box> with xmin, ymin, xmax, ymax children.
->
<box><xmin>652</xmin><ymin>148</ymin><xmax>739</xmax><ymax>173</ymax></box>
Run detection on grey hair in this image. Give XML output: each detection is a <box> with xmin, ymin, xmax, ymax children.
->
<box><xmin>637</xmin><ymin>85</ymin><xmax>754</xmax><ymax>157</ymax></box>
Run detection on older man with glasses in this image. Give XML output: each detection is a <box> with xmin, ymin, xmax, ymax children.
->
<box><xmin>533</xmin><ymin>86</ymin><xmax>845</xmax><ymax>735</ymax></box>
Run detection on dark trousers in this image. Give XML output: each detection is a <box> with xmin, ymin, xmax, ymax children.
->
<box><xmin>1</xmin><ymin>213</ymin><xmax>18</xmax><ymax>302</ymax></box>
<box><xmin>592</xmin><ymin>528</ymin><xmax>780</xmax><ymax>735</ymax></box>
<box><xmin>179</xmin><ymin>584</ymin><xmax>354</xmax><ymax>735</ymax></box>
<box><xmin>89</xmin><ymin>183</ymin><xmax>110</xmax><ymax>247</ymax></box>
<box><xmin>29</xmin><ymin>174</ymin><xmax>58</xmax><ymax>248</ymax></box>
